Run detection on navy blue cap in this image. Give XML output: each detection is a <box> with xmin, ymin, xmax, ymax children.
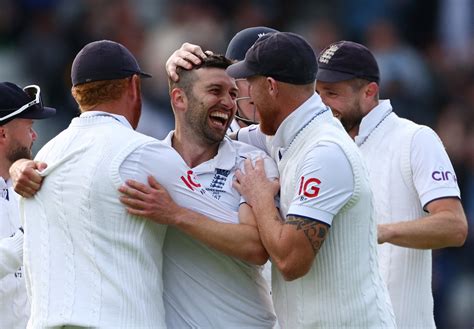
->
<box><xmin>71</xmin><ymin>40</ymin><xmax>152</xmax><ymax>86</ymax></box>
<box><xmin>226</xmin><ymin>32</ymin><xmax>317</xmax><ymax>85</ymax></box>
<box><xmin>225</xmin><ymin>26</ymin><xmax>278</xmax><ymax>61</ymax></box>
<box><xmin>0</xmin><ymin>82</ymin><xmax>56</xmax><ymax>124</ymax></box>
<box><xmin>316</xmin><ymin>41</ymin><xmax>380</xmax><ymax>83</ymax></box>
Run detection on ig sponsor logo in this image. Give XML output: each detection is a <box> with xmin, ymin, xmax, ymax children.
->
<box><xmin>298</xmin><ymin>176</ymin><xmax>321</xmax><ymax>200</ymax></box>
<box><xmin>431</xmin><ymin>169</ymin><xmax>457</xmax><ymax>182</ymax></box>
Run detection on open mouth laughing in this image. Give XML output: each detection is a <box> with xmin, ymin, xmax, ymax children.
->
<box><xmin>209</xmin><ymin>110</ymin><xmax>231</xmax><ymax>129</ymax></box>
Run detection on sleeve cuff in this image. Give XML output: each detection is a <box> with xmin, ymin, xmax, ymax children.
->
<box><xmin>287</xmin><ymin>204</ymin><xmax>334</xmax><ymax>226</ymax></box>
<box><xmin>420</xmin><ymin>187</ymin><xmax>461</xmax><ymax>209</ymax></box>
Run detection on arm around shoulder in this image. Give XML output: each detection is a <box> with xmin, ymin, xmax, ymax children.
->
<box><xmin>120</xmin><ymin>176</ymin><xmax>269</xmax><ymax>265</ymax></box>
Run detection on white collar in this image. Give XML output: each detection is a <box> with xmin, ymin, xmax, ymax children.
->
<box><xmin>80</xmin><ymin>111</ymin><xmax>133</xmax><ymax>129</ymax></box>
<box><xmin>163</xmin><ymin>131</ymin><xmax>237</xmax><ymax>172</ymax></box>
<box><xmin>354</xmin><ymin>100</ymin><xmax>393</xmax><ymax>146</ymax></box>
<box><xmin>271</xmin><ymin>93</ymin><xmax>329</xmax><ymax>150</ymax></box>
<box><xmin>227</xmin><ymin>119</ymin><xmax>241</xmax><ymax>134</ymax></box>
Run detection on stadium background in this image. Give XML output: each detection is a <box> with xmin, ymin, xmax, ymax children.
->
<box><xmin>0</xmin><ymin>0</ymin><xmax>472</xmax><ymax>327</ymax></box>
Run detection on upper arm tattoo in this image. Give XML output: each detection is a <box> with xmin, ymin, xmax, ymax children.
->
<box><xmin>285</xmin><ymin>215</ymin><xmax>329</xmax><ymax>254</ymax></box>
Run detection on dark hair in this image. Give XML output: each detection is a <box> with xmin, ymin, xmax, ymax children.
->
<box><xmin>169</xmin><ymin>54</ymin><xmax>234</xmax><ymax>94</ymax></box>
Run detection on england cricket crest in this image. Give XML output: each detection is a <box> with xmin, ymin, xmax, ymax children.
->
<box><xmin>207</xmin><ymin>168</ymin><xmax>231</xmax><ymax>200</ymax></box>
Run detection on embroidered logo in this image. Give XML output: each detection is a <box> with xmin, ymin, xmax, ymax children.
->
<box><xmin>210</xmin><ymin>169</ymin><xmax>230</xmax><ymax>189</ymax></box>
<box><xmin>207</xmin><ymin>168</ymin><xmax>231</xmax><ymax>200</ymax></box>
<box><xmin>181</xmin><ymin>170</ymin><xmax>202</xmax><ymax>191</ymax></box>
<box><xmin>298</xmin><ymin>176</ymin><xmax>321</xmax><ymax>199</ymax></box>
<box><xmin>319</xmin><ymin>44</ymin><xmax>340</xmax><ymax>64</ymax></box>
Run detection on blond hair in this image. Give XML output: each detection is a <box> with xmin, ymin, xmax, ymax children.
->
<box><xmin>71</xmin><ymin>78</ymin><xmax>130</xmax><ymax>112</ymax></box>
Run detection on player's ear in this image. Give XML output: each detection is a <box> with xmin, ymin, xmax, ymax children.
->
<box><xmin>170</xmin><ymin>88</ymin><xmax>187</xmax><ymax>112</ymax></box>
<box><xmin>365</xmin><ymin>82</ymin><xmax>378</xmax><ymax>99</ymax></box>
<box><xmin>0</xmin><ymin>125</ymin><xmax>7</xmax><ymax>143</ymax></box>
<box><xmin>267</xmin><ymin>77</ymin><xmax>279</xmax><ymax>97</ymax></box>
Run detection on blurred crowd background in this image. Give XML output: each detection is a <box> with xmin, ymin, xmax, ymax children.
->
<box><xmin>0</xmin><ymin>0</ymin><xmax>472</xmax><ymax>327</ymax></box>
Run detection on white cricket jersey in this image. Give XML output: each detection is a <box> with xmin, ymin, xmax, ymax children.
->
<box><xmin>162</xmin><ymin>131</ymin><xmax>278</xmax><ymax>328</ymax></box>
<box><xmin>357</xmin><ymin>100</ymin><xmax>460</xmax><ymax>328</ymax></box>
<box><xmin>356</xmin><ymin>100</ymin><xmax>460</xmax><ymax>207</ymax></box>
<box><xmin>240</xmin><ymin>94</ymin><xmax>396</xmax><ymax>327</ymax></box>
<box><xmin>237</xmin><ymin>100</ymin><xmax>353</xmax><ymax>226</ymax></box>
<box><xmin>0</xmin><ymin>178</ymin><xmax>29</xmax><ymax>329</ymax></box>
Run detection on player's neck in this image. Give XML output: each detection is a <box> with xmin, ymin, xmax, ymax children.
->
<box><xmin>0</xmin><ymin>162</ymin><xmax>10</xmax><ymax>181</ymax></box>
<box><xmin>172</xmin><ymin>130</ymin><xmax>219</xmax><ymax>168</ymax></box>
<box><xmin>348</xmin><ymin>126</ymin><xmax>360</xmax><ymax>140</ymax></box>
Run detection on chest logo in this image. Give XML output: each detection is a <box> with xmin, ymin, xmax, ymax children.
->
<box><xmin>298</xmin><ymin>176</ymin><xmax>321</xmax><ymax>198</ymax></box>
<box><xmin>210</xmin><ymin>169</ymin><xmax>231</xmax><ymax>189</ymax></box>
<box><xmin>181</xmin><ymin>170</ymin><xmax>201</xmax><ymax>191</ymax></box>
<box><xmin>208</xmin><ymin>169</ymin><xmax>231</xmax><ymax>200</ymax></box>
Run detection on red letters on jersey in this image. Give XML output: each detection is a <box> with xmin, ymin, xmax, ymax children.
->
<box><xmin>181</xmin><ymin>170</ymin><xmax>201</xmax><ymax>191</ymax></box>
<box><xmin>298</xmin><ymin>176</ymin><xmax>321</xmax><ymax>198</ymax></box>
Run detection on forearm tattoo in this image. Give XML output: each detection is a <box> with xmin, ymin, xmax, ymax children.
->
<box><xmin>286</xmin><ymin>216</ymin><xmax>329</xmax><ymax>254</ymax></box>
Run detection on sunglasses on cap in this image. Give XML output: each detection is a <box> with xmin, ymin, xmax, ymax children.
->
<box><xmin>0</xmin><ymin>85</ymin><xmax>42</xmax><ymax>122</ymax></box>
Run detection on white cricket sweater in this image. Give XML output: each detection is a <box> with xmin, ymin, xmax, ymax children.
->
<box><xmin>21</xmin><ymin>115</ymin><xmax>167</xmax><ymax>328</ymax></box>
<box><xmin>360</xmin><ymin>111</ymin><xmax>436</xmax><ymax>328</ymax></box>
<box><xmin>276</xmin><ymin>113</ymin><xmax>396</xmax><ymax>328</ymax></box>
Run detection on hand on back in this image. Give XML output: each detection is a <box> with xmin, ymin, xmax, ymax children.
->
<box><xmin>9</xmin><ymin>159</ymin><xmax>46</xmax><ymax>198</ymax></box>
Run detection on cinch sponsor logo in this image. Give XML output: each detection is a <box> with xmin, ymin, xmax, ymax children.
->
<box><xmin>298</xmin><ymin>176</ymin><xmax>321</xmax><ymax>198</ymax></box>
<box><xmin>181</xmin><ymin>170</ymin><xmax>201</xmax><ymax>191</ymax></box>
<box><xmin>431</xmin><ymin>170</ymin><xmax>457</xmax><ymax>182</ymax></box>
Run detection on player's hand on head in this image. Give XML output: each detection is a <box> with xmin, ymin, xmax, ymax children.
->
<box><xmin>118</xmin><ymin>175</ymin><xmax>182</xmax><ymax>225</ymax></box>
<box><xmin>10</xmin><ymin>159</ymin><xmax>46</xmax><ymax>198</ymax></box>
<box><xmin>166</xmin><ymin>42</ymin><xmax>211</xmax><ymax>82</ymax></box>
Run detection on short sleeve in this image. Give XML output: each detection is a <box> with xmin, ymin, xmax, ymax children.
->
<box><xmin>119</xmin><ymin>142</ymin><xmax>164</xmax><ymax>184</ymax></box>
<box><xmin>411</xmin><ymin>127</ymin><xmax>461</xmax><ymax>208</ymax></box>
<box><xmin>286</xmin><ymin>141</ymin><xmax>354</xmax><ymax>225</ymax></box>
